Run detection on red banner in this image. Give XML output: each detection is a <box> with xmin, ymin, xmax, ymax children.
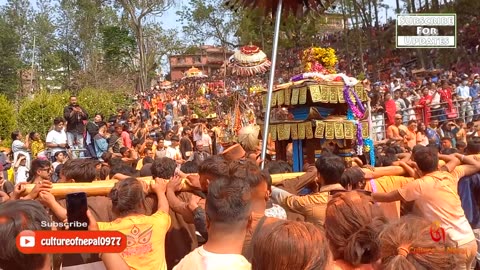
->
<box><xmin>16</xmin><ymin>230</ymin><xmax>126</xmax><ymax>254</ymax></box>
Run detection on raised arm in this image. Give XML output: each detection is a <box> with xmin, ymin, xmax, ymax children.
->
<box><xmin>165</xmin><ymin>177</ymin><xmax>194</xmax><ymax>223</ymax></box>
<box><xmin>438</xmin><ymin>154</ymin><xmax>461</xmax><ymax>173</ymax></box>
<box><xmin>151</xmin><ymin>178</ymin><xmax>169</xmax><ymax>213</ymax></box>
<box><xmin>454</xmin><ymin>153</ymin><xmax>480</xmax><ymax>176</ymax></box>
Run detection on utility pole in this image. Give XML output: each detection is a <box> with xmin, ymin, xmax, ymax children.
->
<box><xmin>30</xmin><ymin>35</ymin><xmax>36</xmax><ymax>94</ymax></box>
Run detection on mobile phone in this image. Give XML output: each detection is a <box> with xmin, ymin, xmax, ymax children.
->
<box><xmin>66</xmin><ymin>192</ymin><xmax>89</xmax><ymax>230</ymax></box>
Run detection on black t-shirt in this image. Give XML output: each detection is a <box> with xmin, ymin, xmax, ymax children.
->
<box><xmin>179</xmin><ymin>137</ymin><xmax>193</xmax><ymax>160</ymax></box>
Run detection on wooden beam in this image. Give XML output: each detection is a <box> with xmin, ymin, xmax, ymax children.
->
<box><xmin>21</xmin><ymin>166</ymin><xmax>408</xmax><ymax>198</ymax></box>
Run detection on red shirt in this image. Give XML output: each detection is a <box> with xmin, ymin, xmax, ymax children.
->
<box><xmin>143</xmin><ymin>100</ymin><xmax>151</xmax><ymax>110</ymax></box>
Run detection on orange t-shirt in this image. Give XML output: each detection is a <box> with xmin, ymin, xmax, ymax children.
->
<box><xmin>98</xmin><ymin>211</ymin><xmax>171</xmax><ymax>270</ymax></box>
<box><xmin>364</xmin><ymin>176</ymin><xmax>414</xmax><ymax>220</ymax></box>
<box><xmin>398</xmin><ymin>169</ymin><xmax>474</xmax><ymax>246</ymax></box>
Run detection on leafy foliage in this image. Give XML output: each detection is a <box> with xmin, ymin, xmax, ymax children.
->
<box><xmin>0</xmin><ymin>16</ymin><xmax>21</xmax><ymax>99</ymax></box>
<box><xmin>177</xmin><ymin>0</ymin><xmax>241</xmax><ymax>48</ymax></box>
<box><xmin>77</xmin><ymin>88</ymin><xmax>130</xmax><ymax>120</ymax></box>
<box><xmin>17</xmin><ymin>90</ymin><xmax>70</xmax><ymax>137</ymax></box>
<box><xmin>0</xmin><ymin>94</ymin><xmax>16</xmax><ymax>144</ymax></box>
<box><xmin>102</xmin><ymin>26</ymin><xmax>136</xmax><ymax>74</ymax></box>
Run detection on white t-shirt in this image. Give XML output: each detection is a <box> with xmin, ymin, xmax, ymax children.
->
<box><xmin>165</xmin><ymin>146</ymin><xmax>180</xmax><ymax>160</ymax></box>
<box><xmin>173</xmin><ymin>246</ymin><xmax>251</xmax><ymax>270</ymax></box>
<box><xmin>15</xmin><ymin>166</ymin><xmax>29</xmax><ymax>185</ymax></box>
<box><xmin>201</xmin><ymin>133</ymin><xmax>212</xmax><ymax>147</ymax></box>
<box><xmin>11</xmin><ymin>140</ymin><xmax>26</xmax><ymax>153</ymax></box>
<box><xmin>46</xmin><ymin>129</ymin><xmax>67</xmax><ymax>157</ymax></box>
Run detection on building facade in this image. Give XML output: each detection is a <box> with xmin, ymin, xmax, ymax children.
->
<box><xmin>169</xmin><ymin>45</ymin><xmax>233</xmax><ymax>81</ymax></box>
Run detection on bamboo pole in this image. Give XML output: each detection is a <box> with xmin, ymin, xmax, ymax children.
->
<box><xmin>21</xmin><ymin>166</ymin><xmax>409</xmax><ymax>198</ymax></box>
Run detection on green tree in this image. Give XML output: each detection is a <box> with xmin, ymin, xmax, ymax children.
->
<box><xmin>17</xmin><ymin>90</ymin><xmax>70</xmax><ymax>136</ymax></box>
<box><xmin>102</xmin><ymin>25</ymin><xmax>136</xmax><ymax>74</ymax></box>
<box><xmin>56</xmin><ymin>0</ymin><xmax>85</xmax><ymax>90</ymax></box>
<box><xmin>2</xmin><ymin>0</ymin><xmax>34</xmax><ymax>62</ymax></box>
<box><xmin>77</xmin><ymin>88</ymin><xmax>130</xmax><ymax>119</ymax></box>
<box><xmin>116</xmin><ymin>0</ymin><xmax>174</xmax><ymax>92</ymax></box>
<box><xmin>0</xmin><ymin>15</ymin><xmax>21</xmax><ymax>99</ymax></box>
<box><xmin>176</xmin><ymin>0</ymin><xmax>241</xmax><ymax>48</ymax></box>
<box><xmin>34</xmin><ymin>0</ymin><xmax>63</xmax><ymax>91</ymax></box>
<box><xmin>143</xmin><ymin>25</ymin><xmax>186</xmax><ymax>79</ymax></box>
<box><xmin>0</xmin><ymin>94</ymin><xmax>16</xmax><ymax>144</ymax></box>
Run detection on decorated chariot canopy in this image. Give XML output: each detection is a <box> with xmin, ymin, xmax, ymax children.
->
<box><xmin>159</xmin><ymin>80</ymin><xmax>172</xmax><ymax>89</ymax></box>
<box><xmin>182</xmin><ymin>66</ymin><xmax>208</xmax><ymax>80</ymax></box>
<box><xmin>259</xmin><ymin>46</ymin><xmax>375</xmax><ymax>170</ymax></box>
<box><xmin>230</xmin><ymin>45</ymin><xmax>271</xmax><ymax>76</ymax></box>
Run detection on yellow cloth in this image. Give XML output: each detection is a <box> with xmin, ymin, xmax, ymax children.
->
<box><xmin>30</xmin><ymin>140</ymin><xmax>45</xmax><ymax>158</ymax></box>
<box><xmin>284</xmin><ymin>183</ymin><xmax>345</xmax><ymax>227</ymax></box>
<box><xmin>98</xmin><ymin>211</ymin><xmax>171</xmax><ymax>270</ymax></box>
<box><xmin>7</xmin><ymin>167</ymin><xmax>14</xmax><ymax>184</ymax></box>
<box><xmin>364</xmin><ymin>176</ymin><xmax>415</xmax><ymax>220</ymax></box>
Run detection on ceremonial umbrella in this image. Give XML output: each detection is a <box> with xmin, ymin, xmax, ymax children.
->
<box><xmin>230</xmin><ymin>45</ymin><xmax>271</xmax><ymax>76</ymax></box>
<box><xmin>182</xmin><ymin>66</ymin><xmax>208</xmax><ymax>80</ymax></box>
<box><xmin>159</xmin><ymin>80</ymin><xmax>172</xmax><ymax>89</ymax></box>
<box><xmin>225</xmin><ymin>0</ymin><xmax>336</xmax><ymax>167</ymax></box>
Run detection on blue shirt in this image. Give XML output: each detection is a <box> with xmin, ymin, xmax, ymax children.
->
<box><xmin>457</xmin><ymin>85</ymin><xmax>471</xmax><ymax>99</ymax></box>
<box><xmin>426</xmin><ymin>127</ymin><xmax>440</xmax><ymax>145</ymax></box>
<box><xmin>470</xmin><ymin>85</ymin><xmax>479</xmax><ymax>100</ymax></box>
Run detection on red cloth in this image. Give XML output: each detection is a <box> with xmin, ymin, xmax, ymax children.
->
<box><xmin>157</xmin><ymin>100</ymin><xmax>163</xmax><ymax>111</ymax></box>
<box><xmin>121</xmin><ymin>131</ymin><xmax>132</xmax><ymax>148</ymax></box>
<box><xmin>384</xmin><ymin>99</ymin><xmax>397</xmax><ymax>127</ymax></box>
<box><xmin>419</xmin><ymin>95</ymin><xmax>433</xmax><ymax>125</ymax></box>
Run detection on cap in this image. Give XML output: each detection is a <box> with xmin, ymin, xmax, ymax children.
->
<box><xmin>171</xmin><ymin>135</ymin><xmax>180</xmax><ymax>142</ymax></box>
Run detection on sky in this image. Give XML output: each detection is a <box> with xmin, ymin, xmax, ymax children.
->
<box><xmin>162</xmin><ymin>0</ymin><xmax>400</xmax><ymax>30</ymax></box>
<box><xmin>0</xmin><ymin>0</ymin><xmax>400</xmax><ymax>32</ymax></box>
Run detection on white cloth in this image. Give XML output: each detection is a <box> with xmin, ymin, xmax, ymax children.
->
<box><xmin>430</xmin><ymin>91</ymin><xmax>441</xmax><ymax>109</ymax></box>
<box><xmin>46</xmin><ymin>129</ymin><xmax>67</xmax><ymax>157</ymax></box>
<box><xmin>12</xmin><ymin>140</ymin><xmax>31</xmax><ymax>170</ymax></box>
<box><xmin>201</xmin><ymin>133</ymin><xmax>212</xmax><ymax>147</ymax></box>
<box><xmin>15</xmin><ymin>166</ymin><xmax>29</xmax><ymax>185</ymax></box>
<box><xmin>173</xmin><ymin>246</ymin><xmax>251</xmax><ymax>270</ymax></box>
<box><xmin>165</xmin><ymin>146</ymin><xmax>180</xmax><ymax>160</ymax></box>
<box><xmin>457</xmin><ymin>85</ymin><xmax>471</xmax><ymax>99</ymax></box>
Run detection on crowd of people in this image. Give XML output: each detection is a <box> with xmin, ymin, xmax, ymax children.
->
<box><xmin>2</xmin><ymin>18</ymin><xmax>480</xmax><ymax>268</ymax></box>
<box><xmin>0</xmin><ymin>75</ymin><xmax>480</xmax><ymax>270</ymax></box>
<box><xmin>371</xmin><ymin>71</ymin><xmax>480</xmax><ymax>147</ymax></box>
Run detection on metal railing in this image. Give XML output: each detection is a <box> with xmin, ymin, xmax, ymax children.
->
<box><xmin>371</xmin><ymin>99</ymin><xmax>480</xmax><ymax>142</ymax></box>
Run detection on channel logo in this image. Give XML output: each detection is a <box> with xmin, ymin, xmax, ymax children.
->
<box><xmin>20</xmin><ymin>236</ymin><xmax>35</xmax><ymax>247</ymax></box>
<box><xmin>17</xmin><ymin>230</ymin><xmax>36</xmax><ymax>250</ymax></box>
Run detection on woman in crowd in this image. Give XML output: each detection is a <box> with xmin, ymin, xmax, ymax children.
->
<box><xmin>29</xmin><ymin>132</ymin><xmax>46</xmax><ymax>158</ymax></box>
<box><xmin>416</xmin><ymin>121</ymin><xmax>429</xmax><ymax>146</ymax></box>
<box><xmin>324</xmin><ymin>191</ymin><xmax>388</xmax><ymax>270</ymax></box>
<box><xmin>251</xmin><ymin>220</ymin><xmax>333</xmax><ymax>270</ymax></box>
<box><xmin>93</xmin><ymin>177</ymin><xmax>171</xmax><ymax>270</ymax></box>
<box><xmin>378</xmin><ymin>215</ymin><xmax>460</xmax><ymax>269</ymax></box>
<box><xmin>11</xmin><ymin>131</ymin><xmax>30</xmax><ymax>169</ymax></box>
